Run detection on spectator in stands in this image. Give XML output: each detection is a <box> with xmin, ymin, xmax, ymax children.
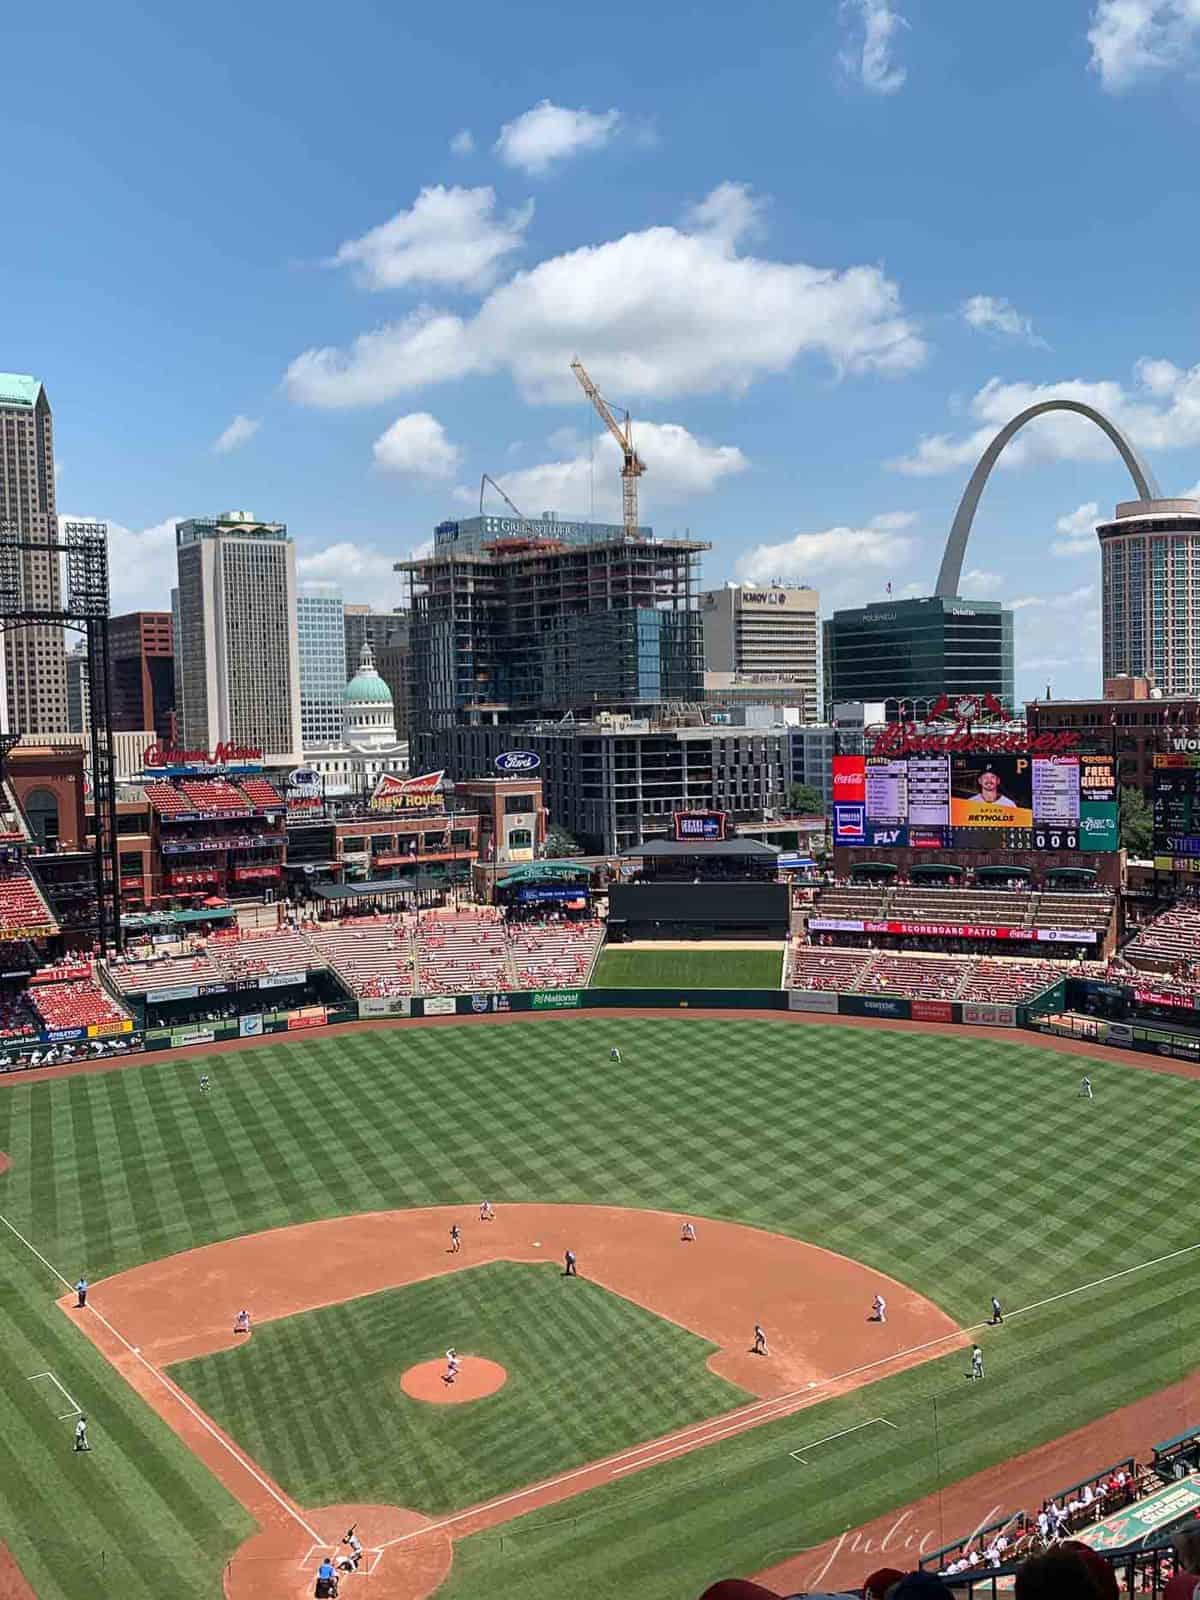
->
<box><xmin>862</xmin><ymin>1568</ymin><xmax>905</xmax><ymax>1599</ymax></box>
<box><xmin>1166</xmin><ymin>1524</ymin><xmax>1200</xmax><ymax>1600</ymax></box>
<box><xmin>1015</xmin><ymin>1544</ymin><xmax>1118</xmax><ymax>1600</ymax></box>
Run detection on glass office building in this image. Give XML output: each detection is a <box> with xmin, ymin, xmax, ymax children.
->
<box><xmin>297</xmin><ymin>587</ymin><xmax>347</xmax><ymax>748</ymax></box>
<box><xmin>823</xmin><ymin>595</ymin><xmax>1014</xmax><ymax>716</ymax></box>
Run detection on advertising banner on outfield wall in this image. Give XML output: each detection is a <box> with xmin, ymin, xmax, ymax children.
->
<box><xmin>286</xmin><ymin>1007</ymin><xmax>326</xmax><ymax>1030</ymax></box>
<box><xmin>172</xmin><ymin>1026</ymin><xmax>215</xmax><ymax>1047</ymax></box>
<box><xmin>962</xmin><ymin>1002</ymin><xmax>1017</xmax><ymax>1027</ymax></box>
<box><xmin>838</xmin><ymin>994</ymin><xmax>910</xmax><ymax>1020</ymax></box>
<box><xmin>239</xmin><ymin>1014</ymin><xmax>263</xmax><ymax>1037</ymax></box>
<box><xmin>358</xmin><ymin>996</ymin><xmax>413</xmax><ymax>1018</ymax></box>
<box><xmin>910</xmin><ymin>999</ymin><xmax>955</xmax><ymax>1023</ymax></box>
<box><xmin>788</xmin><ymin>989</ymin><xmax>840</xmax><ymax>1013</ymax></box>
<box><xmin>148</xmin><ymin>985</ymin><xmax>201</xmax><ymax>1004</ymax></box>
<box><xmin>532</xmin><ymin>990</ymin><xmax>583</xmax><ymax>1009</ymax></box>
<box><xmin>258</xmin><ymin>971</ymin><xmax>307</xmax><ymax>990</ymax></box>
<box><xmin>422</xmin><ymin>996</ymin><xmax>456</xmax><ymax>1016</ymax></box>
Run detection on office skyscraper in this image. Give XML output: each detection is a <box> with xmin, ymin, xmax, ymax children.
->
<box><xmin>1099</xmin><ymin>498</ymin><xmax>1200</xmax><ymax>693</ymax></box>
<box><xmin>109</xmin><ymin>611</ymin><xmax>175</xmax><ymax>737</ymax></box>
<box><xmin>175</xmin><ymin>511</ymin><xmax>302</xmax><ymax>764</ymax></box>
<box><xmin>297</xmin><ymin>585</ymin><xmax>346</xmax><ymax>747</ymax></box>
<box><xmin>0</xmin><ymin>374</ymin><xmax>68</xmax><ymax>733</ymax></box>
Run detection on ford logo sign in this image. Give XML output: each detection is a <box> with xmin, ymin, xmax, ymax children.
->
<box><xmin>495</xmin><ymin>750</ymin><xmax>540</xmax><ymax>773</ymax></box>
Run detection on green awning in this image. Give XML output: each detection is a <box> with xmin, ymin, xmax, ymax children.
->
<box><xmin>497</xmin><ymin>862</ymin><xmax>590</xmax><ymax>887</ymax></box>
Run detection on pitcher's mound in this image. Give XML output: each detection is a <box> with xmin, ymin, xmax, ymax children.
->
<box><xmin>401</xmin><ymin>1357</ymin><xmax>507</xmax><ymax>1405</ymax></box>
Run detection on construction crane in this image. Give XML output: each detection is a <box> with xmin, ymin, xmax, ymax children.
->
<box><xmin>479</xmin><ymin>473</ymin><xmax>526</xmax><ymax>520</ymax></box>
<box><xmin>570</xmin><ymin>358</ymin><xmax>646</xmax><ymax>538</ymax></box>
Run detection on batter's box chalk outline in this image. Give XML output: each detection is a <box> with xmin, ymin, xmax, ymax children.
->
<box><xmin>296</xmin><ymin>1543</ymin><xmax>384</xmax><ymax>1576</ymax></box>
<box><xmin>28</xmin><ymin>1370</ymin><xmax>83</xmax><ymax>1421</ymax></box>
<box><xmin>789</xmin><ymin>1415</ymin><xmax>898</xmax><ymax>1463</ymax></box>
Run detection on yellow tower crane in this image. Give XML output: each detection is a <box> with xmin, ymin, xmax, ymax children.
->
<box><xmin>569</xmin><ymin>358</ymin><xmax>646</xmax><ymax>538</ymax></box>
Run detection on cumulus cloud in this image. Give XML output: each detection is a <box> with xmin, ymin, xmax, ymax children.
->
<box><xmin>286</xmin><ymin>185</ymin><xmax>926</xmax><ymax>409</ymax></box>
<box><xmin>1052</xmin><ymin>501</ymin><xmax>1101</xmax><ymax>557</ymax></box>
<box><xmin>212</xmin><ymin>415</ymin><xmax>260</xmax><ymax>453</ymax></box>
<box><xmin>469</xmin><ymin>420</ymin><xmax>748</xmax><ymax>522</ymax></box>
<box><xmin>329</xmin><ymin>185</ymin><xmax>532</xmax><ymax>292</ymax></box>
<box><xmin>1088</xmin><ymin>0</ymin><xmax>1200</xmax><ymax>91</ymax></box>
<box><xmin>891</xmin><ymin>360</ymin><xmax>1200</xmax><ymax>477</ymax></box>
<box><xmin>450</xmin><ymin>128</ymin><xmax>474</xmax><ymax>156</ymax></box>
<box><xmin>61</xmin><ymin>515</ymin><xmax>181</xmax><ymax>615</ymax></box>
<box><xmin>683</xmin><ymin>181</ymin><xmax>766</xmax><ymax>247</ymax></box>
<box><xmin>960</xmin><ymin>295</ymin><xmax>1046</xmax><ymax>348</ymax></box>
<box><xmin>840</xmin><ymin>0</ymin><xmax>909</xmax><ymax>94</ymax></box>
<box><xmin>372</xmin><ymin>412</ymin><xmax>461</xmax><ymax>480</ymax></box>
<box><xmin>296</xmin><ymin>542</ymin><xmax>399</xmax><ymax>602</ymax></box>
<box><xmin>1007</xmin><ymin>584</ymin><xmax>1102</xmax><ymax>694</ymax></box>
<box><xmin>735</xmin><ymin>513</ymin><xmax>918</xmax><ymax>607</ymax></box>
<box><xmin>960</xmin><ymin>567</ymin><xmax>1005</xmax><ymax>596</ymax></box>
<box><xmin>495</xmin><ymin>100</ymin><xmax>621</xmax><ymax>175</ymax></box>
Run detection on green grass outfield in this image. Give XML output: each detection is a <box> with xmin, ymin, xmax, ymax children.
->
<box><xmin>591</xmin><ymin>945</ymin><xmax>783</xmax><ymax>987</ymax></box>
<box><xmin>171</xmin><ymin>1262</ymin><xmax>747</xmax><ymax>1514</ymax></box>
<box><xmin>1</xmin><ymin>1017</ymin><xmax>1199</xmax><ymax>1600</ymax></box>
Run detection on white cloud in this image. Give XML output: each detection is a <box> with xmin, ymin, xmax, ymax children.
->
<box><xmin>61</xmin><ymin>515</ymin><xmax>180</xmax><ymax>616</ymax></box>
<box><xmin>683</xmin><ymin>181</ymin><xmax>765</xmax><ymax>248</ymax></box>
<box><xmin>472</xmin><ymin>420</ymin><xmax>748</xmax><ymax>521</ymax></box>
<box><xmin>735</xmin><ymin>513</ymin><xmax>918</xmax><ymax>606</ymax></box>
<box><xmin>212</xmin><ymin>415</ymin><xmax>260</xmax><ymax>454</ymax></box>
<box><xmin>450</xmin><ymin>128</ymin><xmax>474</xmax><ymax>156</ymax></box>
<box><xmin>1088</xmin><ymin>0</ymin><xmax>1200</xmax><ymax>91</ymax></box>
<box><xmin>287</xmin><ymin>185</ymin><xmax>926</xmax><ymax>408</ymax></box>
<box><xmin>296</xmin><ymin>542</ymin><xmax>399</xmax><ymax>602</ymax></box>
<box><xmin>960</xmin><ymin>567</ymin><xmax>1005</xmax><ymax>596</ymax></box>
<box><xmin>495</xmin><ymin>100</ymin><xmax>621</xmax><ymax>175</ymax></box>
<box><xmin>329</xmin><ymin>185</ymin><xmax>532</xmax><ymax>292</ymax></box>
<box><xmin>1183</xmin><ymin>479</ymin><xmax>1200</xmax><ymax>498</ymax></box>
<box><xmin>372</xmin><ymin>412</ymin><xmax>461</xmax><ymax>480</ymax></box>
<box><xmin>960</xmin><ymin>295</ymin><xmax>1045</xmax><ymax>348</ymax></box>
<box><xmin>892</xmin><ymin>360</ymin><xmax>1200</xmax><ymax>477</ymax></box>
<box><xmin>840</xmin><ymin>0</ymin><xmax>909</xmax><ymax>94</ymax></box>
<box><xmin>1009</xmin><ymin>584</ymin><xmax>1102</xmax><ymax>695</ymax></box>
<box><xmin>1051</xmin><ymin>500</ymin><xmax>1101</xmax><ymax>557</ymax></box>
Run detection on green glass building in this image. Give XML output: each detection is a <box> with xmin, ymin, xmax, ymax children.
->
<box><xmin>823</xmin><ymin>595</ymin><xmax>1014</xmax><ymax>716</ymax></box>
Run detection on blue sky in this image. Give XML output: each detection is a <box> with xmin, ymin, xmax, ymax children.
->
<box><xmin>6</xmin><ymin>0</ymin><xmax>1200</xmax><ymax>700</ymax></box>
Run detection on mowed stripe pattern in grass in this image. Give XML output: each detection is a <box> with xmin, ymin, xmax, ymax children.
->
<box><xmin>0</xmin><ymin>1018</ymin><xmax>1199</xmax><ymax>1600</ymax></box>
<box><xmin>170</xmin><ymin>1261</ymin><xmax>748</xmax><ymax>1513</ymax></box>
<box><xmin>591</xmin><ymin>948</ymin><xmax>783</xmax><ymax>988</ymax></box>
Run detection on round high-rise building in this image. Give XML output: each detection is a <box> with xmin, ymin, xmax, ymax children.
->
<box><xmin>1098</xmin><ymin>498</ymin><xmax>1200</xmax><ymax>692</ymax></box>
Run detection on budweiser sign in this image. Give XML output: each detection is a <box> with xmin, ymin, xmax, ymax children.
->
<box><xmin>368</xmin><ymin>770</ymin><xmax>446</xmax><ymax>812</ymax></box>
<box><xmin>869</xmin><ymin>696</ymin><xmax>1079</xmax><ymax>758</ymax></box>
<box><xmin>143</xmin><ymin>742</ymin><xmax>263</xmax><ymax>767</ymax></box>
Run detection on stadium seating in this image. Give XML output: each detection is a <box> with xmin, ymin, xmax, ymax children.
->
<box><xmin>0</xmin><ymin>867</ymin><xmax>58</xmax><ymax>935</ymax></box>
<box><xmin>788</xmin><ymin>941</ymin><xmax>1075</xmax><ymax>1003</ymax></box>
<box><xmin>207</xmin><ymin>926</ymin><xmax>313</xmax><ymax>980</ymax></box>
<box><xmin>1124</xmin><ymin>902</ymin><xmax>1200</xmax><ymax>971</ymax></box>
<box><xmin>958</xmin><ymin>958</ymin><xmax>1067</xmax><ymax>1002</ymax></box>
<box><xmin>106</xmin><ymin>952</ymin><xmax>224</xmax><ymax>994</ymax></box>
<box><xmin>238</xmin><ymin>778</ymin><xmax>284</xmax><ymax>809</ymax></box>
<box><xmin>307</xmin><ymin>918</ymin><xmax>416</xmax><ymax>997</ymax></box>
<box><xmin>31</xmin><ymin>979</ymin><xmax>129</xmax><ymax>1033</ymax></box>
<box><xmin>144</xmin><ymin>781</ymin><xmax>190</xmax><ymax>818</ymax></box>
<box><xmin>509</xmin><ymin>919</ymin><xmax>604</xmax><ymax>988</ymax></box>
<box><xmin>180</xmin><ymin>779</ymin><xmax>247</xmax><ymax>811</ymax></box>
<box><xmin>787</xmin><ymin>946</ymin><xmax>874</xmax><ymax>990</ymax></box>
<box><xmin>0</xmin><ymin>990</ymin><xmax>41</xmax><ymax>1039</ymax></box>
<box><xmin>861</xmin><ymin>953</ymin><xmax>966</xmax><ymax>999</ymax></box>
<box><xmin>415</xmin><ymin>911</ymin><xmax>513</xmax><ymax>995</ymax></box>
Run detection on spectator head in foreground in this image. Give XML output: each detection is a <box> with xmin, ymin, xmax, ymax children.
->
<box><xmin>1174</xmin><ymin>1522</ymin><xmax>1200</xmax><ymax>1577</ymax></box>
<box><xmin>1015</xmin><ymin>1546</ymin><xmax>1118</xmax><ymax>1600</ymax></box>
<box><xmin>863</xmin><ymin>1568</ymin><xmax>906</xmax><ymax>1599</ymax></box>
<box><xmin>889</xmin><ymin>1574</ymin><xmax>956</xmax><ymax>1600</ymax></box>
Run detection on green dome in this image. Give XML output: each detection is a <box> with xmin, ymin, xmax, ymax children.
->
<box><xmin>343</xmin><ymin>669</ymin><xmax>393</xmax><ymax>706</ymax></box>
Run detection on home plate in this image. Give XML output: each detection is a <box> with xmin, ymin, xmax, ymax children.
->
<box><xmin>533</xmin><ymin>1241</ymin><xmax>541</xmax><ymax>1248</ymax></box>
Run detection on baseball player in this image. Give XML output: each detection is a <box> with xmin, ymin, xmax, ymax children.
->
<box><xmin>75</xmin><ymin>1276</ymin><xmax>88</xmax><ymax>1308</ymax></box>
<box><xmin>752</xmin><ymin>1323</ymin><xmax>768</xmax><ymax>1355</ymax></box>
<box><xmin>872</xmin><ymin>1293</ymin><xmax>887</xmax><ymax>1324</ymax></box>
<box><xmin>970</xmin><ymin>1344</ymin><xmax>984</xmax><ymax>1380</ymax></box>
<box><xmin>74</xmin><ymin>1413</ymin><xmax>90</xmax><ymax>1451</ymax></box>
<box><xmin>343</xmin><ymin>1527</ymin><xmax>364</xmax><ymax>1568</ymax></box>
<box><xmin>989</xmin><ymin>1296</ymin><xmax>1003</xmax><ymax>1325</ymax></box>
<box><xmin>233</xmin><ymin>1309</ymin><xmax>251</xmax><ymax>1334</ymax></box>
<box><xmin>479</xmin><ymin>1200</ymin><xmax>494</xmax><ymax>1222</ymax></box>
<box><xmin>1079</xmin><ymin>1075</ymin><xmax>1093</xmax><ymax>1100</ymax></box>
<box><xmin>564</xmin><ymin>1248</ymin><xmax>577</xmax><ymax>1277</ymax></box>
<box><xmin>449</xmin><ymin>1224</ymin><xmax>461</xmax><ymax>1253</ymax></box>
<box><xmin>610</xmin><ymin>1045</ymin><xmax>621</xmax><ymax>1063</ymax></box>
<box><xmin>199</xmin><ymin>1074</ymin><xmax>210</xmax><ymax>1095</ymax></box>
<box><xmin>680</xmin><ymin>1220</ymin><xmax>696</xmax><ymax>1242</ymax></box>
<box><xmin>444</xmin><ymin>1348</ymin><xmax>459</xmax><ymax>1385</ymax></box>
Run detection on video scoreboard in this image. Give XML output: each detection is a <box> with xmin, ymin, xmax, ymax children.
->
<box><xmin>833</xmin><ymin>751</ymin><xmax>1118</xmax><ymax>852</ymax></box>
<box><xmin>1153</xmin><ymin>754</ymin><xmax>1200</xmax><ymax>870</ymax></box>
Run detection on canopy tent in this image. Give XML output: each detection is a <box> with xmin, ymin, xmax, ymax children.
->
<box><xmin>849</xmin><ymin>861</ymin><xmax>899</xmax><ymax>879</ymax></box>
<box><xmin>496</xmin><ymin>862</ymin><xmax>591</xmax><ymax>888</ymax></box>
<box><xmin>911</xmin><ymin>862</ymin><xmax>965</xmax><ymax>880</ymax></box>
<box><xmin>977</xmin><ymin>864</ymin><xmax>1033</xmax><ymax>882</ymax></box>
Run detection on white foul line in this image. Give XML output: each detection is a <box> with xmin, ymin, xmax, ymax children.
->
<box><xmin>789</xmin><ymin>1415</ymin><xmax>898</xmax><ymax>1463</ymax></box>
<box><xmin>28</xmin><ymin>1369</ymin><xmax>84</xmax><ymax>1420</ymax></box>
<box><xmin>375</xmin><ymin>1234</ymin><xmax>1200</xmax><ymax>1550</ymax></box>
<box><xmin>0</xmin><ymin>1211</ymin><xmax>326</xmax><ymax>1547</ymax></box>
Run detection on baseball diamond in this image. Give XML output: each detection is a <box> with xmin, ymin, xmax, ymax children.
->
<box><xmin>2</xmin><ymin>1014</ymin><xmax>1200</xmax><ymax>1600</ymax></box>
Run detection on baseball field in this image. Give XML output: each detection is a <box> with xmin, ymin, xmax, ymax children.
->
<box><xmin>2</xmin><ymin>1014</ymin><xmax>1199</xmax><ymax>1600</ymax></box>
<box><xmin>590</xmin><ymin>946</ymin><xmax>784</xmax><ymax>988</ymax></box>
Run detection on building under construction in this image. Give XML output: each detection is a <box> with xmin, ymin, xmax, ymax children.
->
<box><xmin>398</xmin><ymin>516</ymin><xmax>710</xmax><ymax>769</ymax></box>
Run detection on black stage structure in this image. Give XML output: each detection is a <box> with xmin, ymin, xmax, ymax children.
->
<box><xmin>0</xmin><ymin>519</ymin><xmax>122</xmax><ymax>951</ymax></box>
<box><xmin>609</xmin><ymin>837</ymin><xmax>788</xmax><ymax>939</ymax></box>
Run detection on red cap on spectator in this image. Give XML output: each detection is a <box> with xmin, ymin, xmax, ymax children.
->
<box><xmin>699</xmin><ymin>1584</ymin><xmax>781</xmax><ymax>1600</ymax></box>
<box><xmin>863</xmin><ymin>1567</ymin><xmax>906</xmax><ymax>1598</ymax></box>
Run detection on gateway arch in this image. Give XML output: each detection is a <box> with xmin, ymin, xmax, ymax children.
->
<box><xmin>934</xmin><ymin>400</ymin><xmax>1160</xmax><ymax>597</ymax></box>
